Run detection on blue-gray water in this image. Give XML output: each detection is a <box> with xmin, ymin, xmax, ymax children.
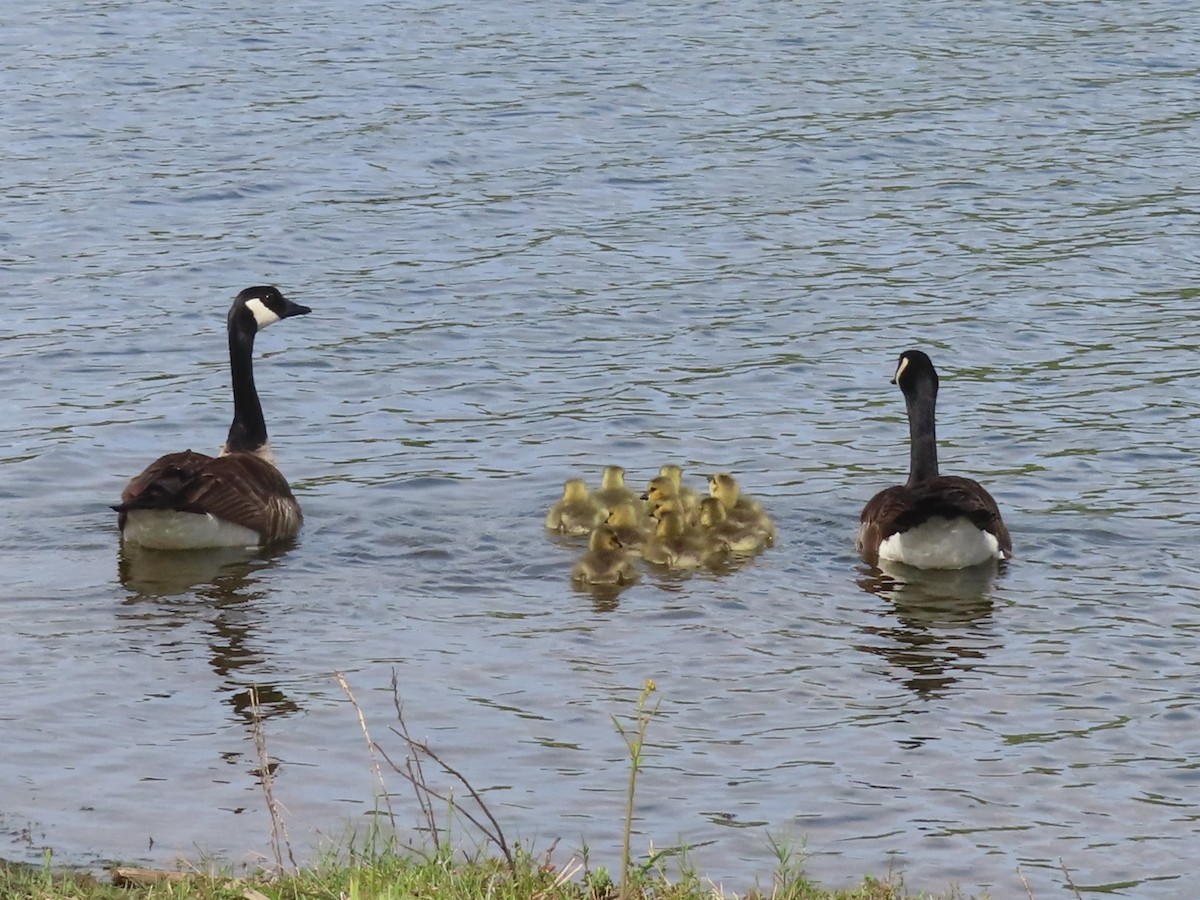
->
<box><xmin>3</xmin><ymin>1</ymin><xmax>1200</xmax><ymax>896</ymax></box>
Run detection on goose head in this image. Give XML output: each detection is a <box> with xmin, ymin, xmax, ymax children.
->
<box><xmin>892</xmin><ymin>349</ymin><xmax>938</xmax><ymax>399</ymax></box>
<box><xmin>231</xmin><ymin>285</ymin><xmax>312</xmax><ymax>334</ymax></box>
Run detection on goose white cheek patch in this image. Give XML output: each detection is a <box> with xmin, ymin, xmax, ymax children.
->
<box><xmin>244</xmin><ymin>297</ymin><xmax>281</xmax><ymax>328</ymax></box>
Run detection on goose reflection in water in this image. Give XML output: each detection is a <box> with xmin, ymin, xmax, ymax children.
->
<box><xmin>856</xmin><ymin>558</ymin><xmax>1003</xmax><ymax>701</ymax></box>
<box><xmin>117</xmin><ymin>544</ymin><xmax>301</xmax><ymax>726</ymax></box>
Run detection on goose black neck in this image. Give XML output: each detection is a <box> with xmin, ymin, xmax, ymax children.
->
<box><xmin>904</xmin><ymin>378</ymin><xmax>939</xmax><ymax>486</ymax></box>
<box><xmin>225</xmin><ymin>317</ymin><xmax>267</xmax><ymax>453</ymax></box>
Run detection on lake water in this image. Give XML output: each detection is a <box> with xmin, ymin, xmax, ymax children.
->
<box><xmin>3</xmin><ymin>1</ymin><xmax>1200</xmax><ymax>896</ymax></box>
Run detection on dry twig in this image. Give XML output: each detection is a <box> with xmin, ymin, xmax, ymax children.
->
<box><xmin>1017</xmin><ymin>865</ymin><xmax>1034</xmax><ymax>900</ymax></box>
<box><xmin>249</xmin><ymin>685</ymin><xmax>296</xmax><ymax>871</ymax></box>
<box><xmin>1060</xmin><ymin>858</ymin><xmax>1083</xmax><ymax>899</ymax></box>
<box><xmin>390</xmin><ymin>671</ymin><xmax>440</xmax><ymax>850</ymax></box>
<box><xmin>380</xmin><ymin>670</ymin><xmax>515</xmax><ymax>870</ymax></box>
<box><xmin>335</xmin><ymin>671</ymin><xmax>397</xmax><ymax>829</ymax></box>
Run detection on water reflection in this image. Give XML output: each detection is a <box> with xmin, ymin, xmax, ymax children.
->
<box><xmin>856</xmin><ymin>561</ymin><xmax>1003</xmax><ymax>700</ymax></box>
<box><xmin>567</xmin><ymin>547</ymin><xmax>766</xmax><ymax>612</ymax></box>
<box><xmin>573</xmin><ymin>581</ymin><xmax>624</xmax><ymax>613</ymax></box>
<box><xmin>117</xmin><ymin>544</ymin><xmax>301</xmax><ymax>723</ymax></box>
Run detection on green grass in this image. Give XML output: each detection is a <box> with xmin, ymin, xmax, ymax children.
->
<box><xmin>0</xmin><ymin>848</ymin><xmax>961</xmax><ymax>900</ymax></box>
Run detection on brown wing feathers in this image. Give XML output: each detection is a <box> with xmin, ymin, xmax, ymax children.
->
<box><xmin>114</xmin><ymin>450</ymin><xmax>301</xmax><ymax>543</ymax></box>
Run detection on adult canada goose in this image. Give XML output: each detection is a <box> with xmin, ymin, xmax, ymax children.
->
<box><xmin>114</xmin><ymin>286</ymin><xmax>311</xmax><ymax>550</ymax></box>
<box><xmin>571</xmin><ymin>525</ymin><xmax>640</xmax><ymax>586</ymax></box>
<box><xmin>545</xmin><ymin>479</ymin><xmax>607</xmax><ymax>536</ymax></box>
<box><xmin>857</xmin><ymin>349</ymin><xmax>1012</xmax><ymax>570</ymax></box>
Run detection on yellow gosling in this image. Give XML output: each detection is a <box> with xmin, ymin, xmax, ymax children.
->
<box><xmin>591</xmin><ymin>465</ymin><xmax>640</xmax><ymax>512</ymax></box>
<box><xmin>644</xmin><ymin>474</ymin><xmax>699</xmax><ymax>525</ymax></box>
<box><xmin>605</xmin><ymin>501</ymin><xmax>652</xmax><ymax>551</ymax></box>
<box><xmin>546</xmin><ymin>479</ymin><xmax>607</xmax><ymax>536</ymax></box>
<box><xmin>659</xmin><ymin>463</ymin><xmax>702</xmax><ymax>510</ymax></box>
<box><xmin>571</xmin><ymin>525</ymin><xmax>640</xmax><ymax>585</ymax></box>
<box><xmin>706</xmin><ymin>473</ymin><xmax>776</xmax><ymax>546</ymax></box>
<box><xmin>698</xmin><ymin>496</ymin><xmax>770</xmax><ymax>556</ymax></box>
<box><xmin>641</xmin><ymin>511</ymin><xmax>706</xmax><ymax>570</ymax></box>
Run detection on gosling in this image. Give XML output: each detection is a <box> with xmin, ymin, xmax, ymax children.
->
<box><xmin>571</xmin><ymin>525</ymin><xmax>640</xmax><ymax>586</ymax></box>
<box><xmin>546</xmin><ymin>479</ymin><xmax>607</xmax><ymax>536</ymax></box>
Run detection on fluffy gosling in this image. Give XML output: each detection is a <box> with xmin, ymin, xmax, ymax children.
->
<box><xmin>698</xmin><ymin>496</ymin><xmax>771</xmax><ymax>556</ymax></box>
<box><xmin>707</xmin><ymin>473</ymin><xmax>776</xmax><ymax>545</ymax></box>
<box><xmin>546</xmin><ymin>479</ymin><xmax>607</xmax><ymax>536</ymax></box>
<box><xmin>641</xmin><ymin>511</ymin><xmax>706</xmax><ymax>570</ymax></box>
<box><xmin>605</xmin><ymin>500</ymin><xmax>653</xmax><ymax>552</ymax></box>
<box><xmin>571</xmin><ymin>525</ymin><xmax>640</xmax><ymax>585</ymax></box>
<box><xmin>590</xmin><ymin>465</ymin><xmax>641</xmax><ymax>512</ymax></box>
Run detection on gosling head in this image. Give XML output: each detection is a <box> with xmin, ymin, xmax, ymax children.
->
<box><xmin>650</xmin><ymin>497</ymin><xmax>684</xmax><ymax>521</ymax></box>
<box><xmin>607</xmin><ymin>501</ymin><xmax>643</xmax><ymax>528</ymax></box>
<box><xmin>643</xmin><ymin>474</ymin><xmax>678</xmax><ymax>504</ymax></box>
<box><xmin>561</xmin><ymin>479</ymin><xmax>591</xmax><ymax>503</ymax></box>
<box><xmin>654</xmin><ymin>511</ymin><xmax>687</xmax><ymax>539</ymax></box>
<box><xmin>599</xmin><ymin>465</ymin><xmax>627</xmax><ymax>490</ymax></box>
<box><xmin>588</xmin><ymin>524</ymin><xmax>625</xmax><ymax>552</ymax></box>
<box><xmin>707</xmin><ymin>473</ymin><xmax>741</xmax><ymax>510</ymax></box>
<box><xmin>659</xmin><ymin>464</ymin><xmax>684</xmax><ymax>488</ymax></box>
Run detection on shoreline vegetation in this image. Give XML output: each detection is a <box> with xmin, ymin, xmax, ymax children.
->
<box><xmin>1</xmin><ymin>676</ymin><xmax>1074</xmax><ymax>900</ymax></box>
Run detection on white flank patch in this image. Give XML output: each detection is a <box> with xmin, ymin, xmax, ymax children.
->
<box><xmin>244</xmin><ymin>296</ymin><xmax>281</xmax><ymax>329</ymax></box>
<box><xmin>878</xmin><ymin>515</ymin><xmax>1001</xmax><ymax>570</ymax></box>
<box><xmin>122</xmin><ymin>509</ymin><xmax>262</xmax><ymax>551</ymax></box>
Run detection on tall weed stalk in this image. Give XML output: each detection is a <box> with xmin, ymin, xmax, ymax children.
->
<box><xmin>612</xmin><ymin>679</ymin><xmax>660</xmax><ymax>900</ymax></box>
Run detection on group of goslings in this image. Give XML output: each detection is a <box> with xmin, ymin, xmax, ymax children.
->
<box><xmin>547</xmin><ymin>465</ymin><xmax>776</xmax><ymax>586</ymax></box>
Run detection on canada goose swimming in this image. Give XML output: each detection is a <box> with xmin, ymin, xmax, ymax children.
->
<box><xmin>605</xmin><ymin>500</ymin><xmax>652</xmax><ymax>551</ymax></box>
<box><xmin>697</xmin><ymin>496</ymin><xmax>770</xmax><ymax>557</ymax></box>
<box><xmin>571</xmin><ymin>525</ymin><xmax>640</xmax><ymax>586</ymax></box>
<box><xmin>641</xmin><ymin>510</ymin><xmax>706</xmax><ymax>570</ymax></box>
<box><xmin>706</xmin><ymin>473</ymin><xmax>775</xmax><ymax>545</ymax></box>
<box><xmin>114</xmin><ymin>286</ymin><xmax>310</xmax><ymax>550</ymax></box>
<box><xmin>546</xmin><ymin>478</ymin><xmax>608</xmax><ymax>536</ymax></box>
<box><xmin>857</xmin><ymin>349</ymin><xmax>1012</xmax><ymax>570</ymax></box>
<box><xmin>590</xmin><ymin>465</ymin><xmax>640</xmax><ymax>512</ymax></box>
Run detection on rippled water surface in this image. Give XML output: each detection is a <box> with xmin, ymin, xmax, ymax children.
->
<box><xmin>4</xmin><ymin>2</ymin><xmax>1200</xmax><ymax>896</ymax></box>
